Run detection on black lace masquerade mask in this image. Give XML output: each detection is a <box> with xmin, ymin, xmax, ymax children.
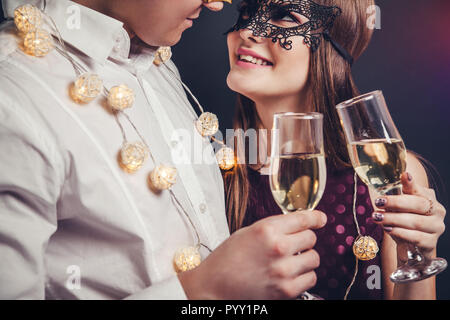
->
<box><xmin>226</xmin><ymin>0</ymin><xmax>353</xmax><ymax>65</ymax></box>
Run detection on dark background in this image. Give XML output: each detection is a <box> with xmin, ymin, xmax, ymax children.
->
<box><xmin>2</xmin><ymin>0</ymin><xmax>449</xmax><ymax>299</ymax></box>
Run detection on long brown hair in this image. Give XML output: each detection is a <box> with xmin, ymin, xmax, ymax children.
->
<box><xmin>224</xmin><ymin>0</ymin><xmax>376</xmax><ymax>233</ymax></box>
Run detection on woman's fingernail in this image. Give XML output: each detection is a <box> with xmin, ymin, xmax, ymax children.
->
<box><xmin>321</xmin><ymin>213</ymin><xmax>327</xmax><ymax>225</ymax></box>
<box><xmin>383</xmin><ymin>226</ymin><xmax>393</xmax><ymax>232</ymax></box>
<box><xmin>407</xmin><ymin>172</ymin><xmax>413</xmax><ymax>182</ymax></box>
<box><xmin>375</xmin><ymin>198</ymin><xmax>387</xmax><ymax>207</ymax></box>
<box><xmin>372</xmin><ymin>212</ymin><xmax>384</xmax><ymax>222</ymax></box>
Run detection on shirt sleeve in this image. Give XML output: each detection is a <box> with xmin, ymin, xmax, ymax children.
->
<box><xmin>0</xmin><ymin>97</ymin><xmax>62</xmax><ymax>299</ymax></box>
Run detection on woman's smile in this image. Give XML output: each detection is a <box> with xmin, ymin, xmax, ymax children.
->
<box><xmin>235</xmin><ymin>47</ymin><xmax>274</xmax><ymax>69</ymax></box>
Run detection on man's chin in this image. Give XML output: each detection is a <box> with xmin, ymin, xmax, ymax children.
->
<box><xmin>136</xmin><ymin>30</ymin><xmax>184</xmax><ymax>48</ymax></box>
<box><xmin>166</xmin><ymin>33</ymin><xmax>183</xmax><ymax>47</ymax></box>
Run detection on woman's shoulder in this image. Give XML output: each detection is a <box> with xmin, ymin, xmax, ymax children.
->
<box><xmin>405</xmin><ymin>150</ymin><xmax>429</xmax><ymax>187</ymax></box>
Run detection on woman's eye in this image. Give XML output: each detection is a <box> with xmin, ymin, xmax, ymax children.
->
<box><xmin>270</xmin><ymin>7</ymin><xmax>300</xmax><ymax>25</ymax></box>
<box><xmin>278</xmin><ymin>14</ymin><xmax>296</xmax><ymax>22</ymax></box>
<box><xmin>270</xmin><ymin>14</ymin><xmax>300</xmax><ymax>27</ymax></box>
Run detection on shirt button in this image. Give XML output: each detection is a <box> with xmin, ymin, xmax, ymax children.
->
<box><xmin>113</xmin><ymin>44</ymin><xmax>121</xmax><ymax>52</ymax></box>
<box><xmin>199</xmin><ymin>203</ymin><xmax>207</xmax><ymax>214</ymax></box>
<box><xmin>113</xmin><ymin>35</ymin><xmax>122</xmax><ymax>52</ymax></box>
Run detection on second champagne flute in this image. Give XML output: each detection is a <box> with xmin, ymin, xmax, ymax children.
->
<box><xmin>336</xmin><ymin>90</ymin><xmax>447</xmax><ymax>283</ymax></box>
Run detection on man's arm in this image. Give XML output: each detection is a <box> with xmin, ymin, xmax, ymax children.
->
<box><xmin>0</xmin><ymin>100</ymin><xmax>61</xmax><ymax>299</ymax></box>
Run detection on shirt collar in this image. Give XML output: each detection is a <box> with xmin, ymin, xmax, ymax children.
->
<box><xmin>2</xmin><ymin>0</ymin><xmax>131</xmax><ymax>64</ymax></box>
<box><xmin>108</xmin><ymin>40</ymin><xmax>159</xmax><ymax>76</ymax></box>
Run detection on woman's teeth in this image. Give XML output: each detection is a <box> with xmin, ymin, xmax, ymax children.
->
<box><xmin>238</xmin><ymin>55</ymin><xmax>270</xmax><ymax>66</ymax></box>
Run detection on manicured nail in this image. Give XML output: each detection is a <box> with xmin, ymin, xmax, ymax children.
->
<box><xmin>383</xmin><ymin>226</ymin><xmax>393</xmax><ymax>232</ymax></box>
<box><xmin>407</xmin><ymin>172</ymin><xmax>413</xmax><ymax>182</ymax></box>
<box><xmin>372</xmin><ymin>212</ymin><xmax>384</xmax><ymax>222</ymax></box>
<box><xmin>375</xmin><ymin>198</ymin><xmax>387</xmax><ymax>207</ymax></box>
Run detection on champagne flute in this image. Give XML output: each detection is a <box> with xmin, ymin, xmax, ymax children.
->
<box><xmin>336</xmin><ymin>90</ymin><xmax>447</xmax><ymax>283</ymax></box>
<box><xmin>269</xmin><ymin>112</ymin><xmax>327</xmax><ymax>300</ymax></box>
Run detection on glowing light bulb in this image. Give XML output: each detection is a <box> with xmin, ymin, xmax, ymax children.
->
<box><xmin>107</xmin><ymin>85</ymin><xmax>135</xmax><ymax>111</ymax></box>
<box><xmin>149</xmin><ymin>164</ymin><xmax>177</xmax><ymax>191</ymax></box>
<box><xmin>14</xmin><ymin>4</ymin><xmax>43</xmax><ymax>33</ymax></box>
<box><xmin>195</xmin><ymin>112</ymin><xmax>219</xmax><ymax>137</ymax></box>
<box><xmin>153</xmin><ymin>46</ymin><xmax>172</xmax><ymax>66</ymax></box>
<box><xmin>216</xmin><ymin>147</ymin><xmax>235</xmax><ymax>171</ymax></box>
<box><xmin>71</xmin><ymin>73</ymin><xmax>103</xmax><ymax>104</ymax></box>
<box><xmin>352</xmin><ymin>236</ymin><xmax>379</xmax><ymax>261</ymax></box>
<box><xmin>23</xmin><ymin>29</ymin><xmax>54</xmax><ymax>57</ymax></box>
<box><xmin>119</xmin><ymin>142</ymin><xmax>149</xmax><ymax>173</ymax></box>
<box><xmin>173</xmin><ymin>246</ymin><xmax>202</xmax><ymax>273</ymax></box>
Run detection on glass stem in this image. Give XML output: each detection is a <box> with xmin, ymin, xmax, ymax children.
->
<box><xmin>407</xmin><ymin>246</ymin><xmax>425</xmax><ymax>264</ymax></box>
<box><xmin>384</xmin><ymin>184</ymin><xmax>426</xmax><ymax>266</ymax></box>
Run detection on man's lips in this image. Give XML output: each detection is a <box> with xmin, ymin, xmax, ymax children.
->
<box><xmin>185</xmin><ymin>16</ymin><xmax>199</xmax><ymax>28</ymax></box>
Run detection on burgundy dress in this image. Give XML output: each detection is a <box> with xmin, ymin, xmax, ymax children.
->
<box><xmin>241</xmin><ymin>164</ymin><xmax>384</xmax><ymax>300</ymax></box>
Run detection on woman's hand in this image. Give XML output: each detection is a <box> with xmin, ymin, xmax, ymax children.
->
<box><xmin>372</xmin><ymin>172</ymin><xmax>446</xmax><ymax>261</ymax></box>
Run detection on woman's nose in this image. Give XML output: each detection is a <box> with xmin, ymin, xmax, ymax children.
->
<box><xmin>239</xmin><ymin>28</ymin><xmax>264</xmax><ymax>43</ymax></box>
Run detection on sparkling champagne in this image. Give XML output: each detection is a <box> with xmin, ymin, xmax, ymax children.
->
<box><xmin>270</xmin><ymin>153</ymin><xmax>326</xmax><ymax>213</ymax></box>
<box><xmin>348</xmin><ymin>138</ymin><xmax>406</xmax><ymax>193</ymax></box>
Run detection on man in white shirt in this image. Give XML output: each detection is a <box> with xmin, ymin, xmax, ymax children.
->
<box><xmin>0</xmin><ymin>0</ymin><xmax>325</xmax><ymax>299</ymax></box>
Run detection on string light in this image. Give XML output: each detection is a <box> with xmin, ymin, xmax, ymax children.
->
<box><xmin>153</xmin><ymin>46</ymin><xmax>172</xmax><ymax>66</ymax></box>
<box><xmin>352</xmin><ymin>235</ymin><xmax>379</xmax><ymax>261</ymax></box>
<box><xmin>71</xmin><ymin>73</ymin><xmax>103</xmax><ymax>104</ymax></box>
<box><xmin>344</xmin><ymin>173</ymin><xmax>379</xmax><ymax>300</ymax></box>
<box><xmin>23</xmin><ymin>29</ymin><xmax>54</xmax><ymax>57</ymax></box>
<box><xmin>162</xmin><ymin>64</ymin><xmax>236</xmax><ymax>170</ymax></box>
<box><xmin>14</xmin><ymin>4</ymin><xmax>43</xmax><ymax>33</ymax></box>
<box><xmin>173</xmin><ymin>246</ymin><xmax>202</xmax><ymax>273</ymax></box>
<box><xmin>107</xmin><ymin>85</ymin><xmax>135</xmax><ymax>111</ymax></box>
<box><xmin>149</xmin><ymin>164</ymin><xmax>177</xmax><ymax>191</ymax></box>
<box><xmin>119</xmin><ymin>142</ymin><xmax>149</xmax><ymax>173</ymax></box>
<box><xmin>195</xmin><ymin>112</ymin><xmax>219</xmax><ymax>137</ymax></box>
<box><xmin>14</xmin><ymin>3</ymin><xmax>219</xmax><ymax>274</ymax></box>
<box><xmin>215</xmin><ymin>147</ymin><xmax>235</xmax><ymax>171</ymax></box>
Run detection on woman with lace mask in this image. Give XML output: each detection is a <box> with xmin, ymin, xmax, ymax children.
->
<box><xmin>223</xmin><ymin>0</ymin><xmax>446</xmax><ymax>299</ymax></box>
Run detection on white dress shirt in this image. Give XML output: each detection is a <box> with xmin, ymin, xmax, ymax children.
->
<box><xmin>0</xmin><ymin>0</ymin><xmax>230</xmax><ymax>299</ymax></box>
